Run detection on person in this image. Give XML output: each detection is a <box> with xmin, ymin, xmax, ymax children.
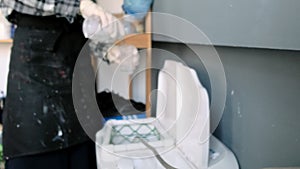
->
<box><xmin>0</xmin><ymin>0</ymin><xmax>122</xmax><ymax>168</ymax></box>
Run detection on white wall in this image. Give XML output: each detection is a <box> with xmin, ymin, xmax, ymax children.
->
<box><xmin>0</xmin><ymin>43</ymin><xmax>11</xmax><ymax>96</ymax></box>
<box><xmin>95</xmin><ymin>51</ymin><xmax>147</xmax><ymax>103</ymax></box>
<box><xmin>96</xmin><ymin>0</ymin><xmax>124</xmax><ymax>14</ymax></box>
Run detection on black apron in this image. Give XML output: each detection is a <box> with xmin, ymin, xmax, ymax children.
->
<box><xmin>3</xmin><ymin>11</ymin><xmax>94</xmax><ymax>158</ymax></box>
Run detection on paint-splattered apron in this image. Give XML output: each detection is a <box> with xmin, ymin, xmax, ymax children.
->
<box><xmin>3</xmin><ymin>12</ymin><xmax>91</xmax><ymax>158</ymax></box>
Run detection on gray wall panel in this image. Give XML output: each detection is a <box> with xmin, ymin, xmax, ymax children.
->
<box><xmin>152</xmin><ymin>42</ymin><xmax>300</xmax><ymax>169</ymax></box>
<box><xmin>153</xmin><ymin>0</ymin><xmax>300</xmax><ymax>50</ymax></box>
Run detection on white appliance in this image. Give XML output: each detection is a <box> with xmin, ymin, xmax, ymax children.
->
<box><xmin>209</xmin><ymin>135</ymin><xmax>239</xmax><ymax>169</ymax></box>
<box><xmin>95</xmin><ymin>60</ymin><xmax>239</xmax><ymax>169</ymax></box>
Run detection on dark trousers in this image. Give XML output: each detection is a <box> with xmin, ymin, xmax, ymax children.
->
<box><xmin>5</xmin><ymin>140</ymin><xmax>97</xmax><ymax>169</ymax></box>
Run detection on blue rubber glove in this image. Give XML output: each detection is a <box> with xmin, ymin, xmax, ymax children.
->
<box><xmin>122</xmin><ymin>0</ymin><xmax>153</xmax><ymax>21</ymax></box>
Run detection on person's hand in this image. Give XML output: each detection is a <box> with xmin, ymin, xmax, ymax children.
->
<box><xmin>80</xmin><ymin>0</ymin><xmax>112</xmax><ymax>28</ymax></box>
<box><xmin>80</xmin><ymin>0</ymin><xmax>125</xmax><ymax>41</ymax></box>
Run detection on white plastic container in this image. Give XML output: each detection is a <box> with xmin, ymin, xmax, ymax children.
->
<box><xmin>96</xmin><ymin>60</ymin><xmax>210</xmax><ymax>169</ymax></box>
